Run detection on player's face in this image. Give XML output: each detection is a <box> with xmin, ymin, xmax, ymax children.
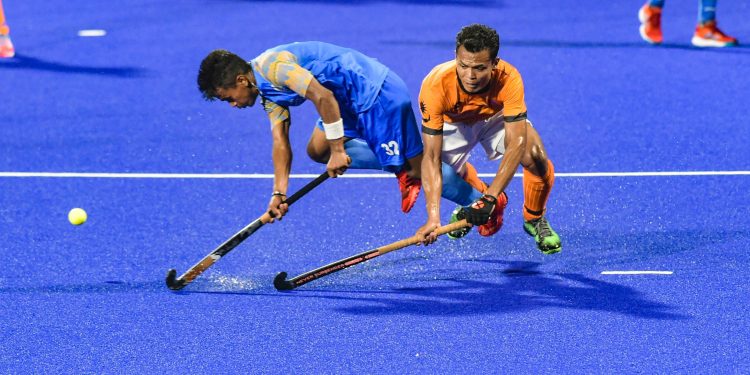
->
<box><xmin>455</xmin><ymin>46</ymin><xmax>498</xmax><ymax>93</ymax></box>
<box><xmin>216</xmin><ymin>75</ymin><xmax>259</xmax><ymax>109</ymax></box>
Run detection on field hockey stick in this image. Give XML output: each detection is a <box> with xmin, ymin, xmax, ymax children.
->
<box><xmin>166</xmin><ymin>172</ymin><xmax>329</xmax><ymax>291</ymax></box>
<box><xmin>273</xmin><ymin>219</ymin><xmax>470</xmax><ymax>290</ymax></box>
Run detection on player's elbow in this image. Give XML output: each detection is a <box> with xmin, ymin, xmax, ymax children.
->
<box><xmin>313</xmin><ymin>87</ymin><xmax>336</xmax><ymax>108</ymax></box>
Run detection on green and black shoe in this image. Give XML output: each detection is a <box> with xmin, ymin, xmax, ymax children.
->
<box><xmin>523</xmin><ymin>216</ymin><xmax>562</xmax><ymax>254</ymax></box>
<box><xmin>447</xmin><ymin>206</ymin><xmax>471</xmax><ymax>239</ymax></box>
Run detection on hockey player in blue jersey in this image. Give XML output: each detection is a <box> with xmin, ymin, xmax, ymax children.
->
<box><xmin>197</xmin><ymin>42</ymin><xmax>485</xmax><ymax>222</ymax></box>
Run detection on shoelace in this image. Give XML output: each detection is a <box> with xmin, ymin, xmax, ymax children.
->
<box><xmin>534</xmin><ymin>218</ymin><xmax>553</xmax><ymax>238</ymax></box>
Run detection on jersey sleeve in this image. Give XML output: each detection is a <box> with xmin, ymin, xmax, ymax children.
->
<box><xmin>499</xmin><ymin>68</ymin><xmax>528</xmax><ymax>122</ymax></box>
<box><xmin>418</xmin><ymin>75</ymin><xmax>448</xmax><ymax>135</ymax></box>
<box><xmin>255</xmin><ymin>51</ymin><xmax>314</xmax><ymax>97</ymax></box>
<box><xmin>262</xmin><ymin>97</ymin><xmax>290</xmax><ymax>129</ymax></box>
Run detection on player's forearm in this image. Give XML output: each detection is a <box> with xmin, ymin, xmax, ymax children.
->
<box><xmin>317</xmin><ymin>94</ymin><xmax>347</xmax><ymax>149</ymax></box>
<box><xmin>314</xmin><ymin>91</ymin><xmax>341</xmax><ymax>125</ymax></box>
<box><xmin>423</xmin><ymin>150</ymin><xmax>443</xmax><ymax>220</ymax></box>
<box><xmin>327</xmin><ymin>137</ymin><xmax>346</xmax><ymax>154</ymax></box>
<box><xmin>272</xmin><ymin>135</ymin><xmax>292</xmax><ymax>194</ymax></box>
<box><xmin>487</xmin><ymin>143</ymin><xmax>522</xmax><ymax>198</ymax></box>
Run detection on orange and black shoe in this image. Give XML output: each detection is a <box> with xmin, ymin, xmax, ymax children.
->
<box><xmin>691</xmin><ymin>21</ymin><xmax>738</xmax><ymax>47</ymax></box>
<box><xmin>478</xmin><ymin>192</ymin><xmax>508</xmax><ymax>237</ymax></box>
<box><xmin>396</xmin><ymin>170</ymin><xmax>421</xmax><ymax>213</ymax></box>
<box><xmin>0</xmin><ymin>34</ymin><xmax>14</xmax><ymax>58</ymax></box>
<box><xmin>638</xmin><ymin>4</ymin><xmax>663</xmax><ymax>44</ymax></box>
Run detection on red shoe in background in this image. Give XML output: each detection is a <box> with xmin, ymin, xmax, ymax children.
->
<box><xmin>638</xmin><ymin>4</ymin><xmax>663</xmax><ymax>44</ymax></box>
<box><xmin>396</xmin><ymin>170</ymin><xmax>421</xmax><ymax>213</ymax></box>
<box><xmin>691</xmin><ymin>21</ymin><xmax>738</xmax><ymax>47</ymax></box>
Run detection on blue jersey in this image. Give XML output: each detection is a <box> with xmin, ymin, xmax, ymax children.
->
<box><xmin>251</xmin><ymin>42</ymin><xmax>389</xmax><ymax>119</ymax></box>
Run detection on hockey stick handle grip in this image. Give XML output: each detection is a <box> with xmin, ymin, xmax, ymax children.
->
<box><xmin>284</xmin><ymin>173</ymin><xmax>329</xmax><ymax>206</ymax></box>
<box><xmin>377</xmin><ymin>219</ymin><xmax>469</xmax><ymax>255</ymax></box>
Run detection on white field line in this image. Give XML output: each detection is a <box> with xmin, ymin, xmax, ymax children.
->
<box><xmin>601</xmin><ymin>271</ymin><xmax>673</xmax><ymax>275</ymax></box>
<box><xmin>78</xmin><ymin>29</ymin><xmax>107</xmax><ymax>37</ymax></box>
<box><xmin>0</xmin><ymin>170</ymin><xmax>748</xmax><ymax>179</ymax></box>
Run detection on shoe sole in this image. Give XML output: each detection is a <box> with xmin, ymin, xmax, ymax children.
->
<box><xmin>447</xmin><ymin>230</ymin><xmax>470</xmax><ymax>240</ymax></box>
<box><xmin>691</xmin><ymin>36</ymin><xmax>737</xmax><ymax>48</ymax></box>
<box><xmin>533</xmin><ymin>236</ymin><xmax>562</xmax><ymax>255</ymax></box>
<box><xmin>540</xmin><ymin>246</ymin><xmax>562</xmax><ymax>255</ymax></box>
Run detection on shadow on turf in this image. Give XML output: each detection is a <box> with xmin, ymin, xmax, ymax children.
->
<box><xmin>300</xmin><ymin>261</ymin><xmax>688</xmax><ymax>320</ymax></box>
<box><xmin>0</xmin><ymin>54</ymin><xmax>149</xmax><ymax>77</ymax></box>
<box><xmin>0</xmin><ymin>280</ymin><xmax>165</xmax><ymax>294</ymax></box>
<box><xmin>382</xmin><ymin>39</ymin><xmax>750</xmax><ymax>54</ymax></box>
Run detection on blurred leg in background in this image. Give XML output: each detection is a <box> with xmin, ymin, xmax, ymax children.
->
<box><xmin>691</xmin><ymin>0</ymin><xmax>738</xmax><ymax>47</ymax></box>
<box><xmin>0</xmin><ymin>0</ymin><xmax>14</xmax><ymax>58</ymax></box>
<box><xmin>638</xmin><ymin>0</ymin><xmax>738</xmax><ymax>47</ymax></box>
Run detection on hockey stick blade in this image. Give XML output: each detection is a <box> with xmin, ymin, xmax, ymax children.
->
<box><xmin>165</xmin><ymin>172</ymin><xmax>329</xmax><ymax>291</ymax></box>
<box><xmin>165</xmin><ymin>268</ymin><xmax>186</xmax><ymax>290</ymax></box>
<box><xmin>273</xmin><ymin>272</ymin><xmax>294</xmax><ymax>290</ymax></box>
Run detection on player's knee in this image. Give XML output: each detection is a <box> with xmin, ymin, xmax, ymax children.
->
<box><xmin>529</xmin><ymin>144</ymin><xmax>546</xmax><ymax>162</ymax></box>
<box><xmin>306</xmin><ymin>143</ymin><xmax>329</xmax><ymax>164</ymax></box>
<box><xmin>524</xmin><ymin>140</ymin><xmax>547</xmax><ymax>165</ymax></box>
<box><xmin>521</xmin><ymin>144</ymin><xmax>547</xmax><ymax>175</ymax></box>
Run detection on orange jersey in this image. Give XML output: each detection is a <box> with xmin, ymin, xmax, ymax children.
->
<box><xmin>419</xmin><ymin>59</ymin><xmax>527</xmax><ymax>134</ymax></box>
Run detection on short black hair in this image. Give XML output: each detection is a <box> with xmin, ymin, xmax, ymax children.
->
<box><xmin>455</xmin><ymin>24</ymin><xmax>500</xmax><ymax>60</ymax></box>
<box><xmin>197</xmin><ymin>49</ymin><xmax>252</xmax><ymax>101</ymax></box>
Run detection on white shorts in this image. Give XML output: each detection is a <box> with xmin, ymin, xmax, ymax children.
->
<box><xmin>442</xmin><ymin>113</ymin><xmax>530</xmax><ymax>174</ymax></box>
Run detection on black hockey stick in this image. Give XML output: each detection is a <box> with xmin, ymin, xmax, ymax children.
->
<box><xmin>274</xmin><ymin>219</ymin><xmax>470</xmax><ymax>290</ymax></box>
<box><xmin>166</xmin><ymin>172</ymin><xmax>329</xmax><ymax>290</ymax></box>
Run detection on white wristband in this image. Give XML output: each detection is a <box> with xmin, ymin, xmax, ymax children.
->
<box><xmin>322</xmin><ymin>119</ymin><xmax>344</xmax><ymax>140</ymax></box>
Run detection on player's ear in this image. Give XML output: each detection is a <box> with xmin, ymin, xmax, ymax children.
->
<box><xmin>236</xmin><ymin>74</ymin><xmax>248</xmax><ymax>87</ymax></box>
<box><xmin>493</xmin><ymin>57</ymin><xmax>500</xmax><ymax>67</ymax></box>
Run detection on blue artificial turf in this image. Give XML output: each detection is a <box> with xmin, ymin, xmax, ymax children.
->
<box><xmin>1</xmin><ymin>0</ymin><xmax>749</xmax><ymax>372</ymax></box>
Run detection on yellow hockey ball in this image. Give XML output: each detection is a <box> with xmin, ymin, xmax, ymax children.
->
<box><xmin>68</xmin><ymin>208</ymin><xmax>87</xmax><ymax>226</ymax></box>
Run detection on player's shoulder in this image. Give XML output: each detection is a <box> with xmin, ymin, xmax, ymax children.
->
<box><xmin>253</xmin><ymin>49</ymin><xmax>299</xmax><ymax>80</ymax></box>
<box><xmin>496</xmin><ymin>58</ymin><xmax>522</xmax><ymax>80</ymax></box>
<box><xmin>255</xmin><ymin>49</ymin><xmax>297</xmax><ymax>67</ymax></box>
<box><xmin>422</xmin><ymin>60</ymin><xmax>456</xmax><ymax>88</ymax></box>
